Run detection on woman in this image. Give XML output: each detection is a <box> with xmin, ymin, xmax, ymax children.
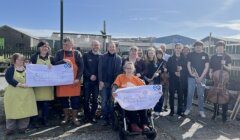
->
<box><xmin>167</xmin><ymin>43</ymin><xmax>184</xmax><ymax>116</ymax></box>
<box><xmin>30</xmin><ymin>41</ymin><xmax>54</xmax><ymax>126</ymax></box>
<box><xmin>112</xmin><ymin>62</ymin><xmax>149</xmax><ymax>132</ymax></box>
<box><xmin>153</xmin><ymin>48</ymin><xmax>167</xmax><ymax>116</ymax></box>
<box><xmin>54</xmin><ymin>37</ymin><xmax>84</xmax><ymax>126</ymax></box>
<box><xmin>122</xmin><ymin>46</ymin><xmax>146</xmax><ymax>79</ymax></box>
<box><xmin>4</xmin><ymin>53</ymin><xmax>38</xmax><ymax>135</ymax></box>
<box><xmin>143</xmin><ymin>47</ymin><xmax>158</xmax><ymax>85</ymax></box>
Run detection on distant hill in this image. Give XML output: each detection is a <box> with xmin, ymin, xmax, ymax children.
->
<box><xmin>154</xmin><ymin>35</ymin><xmax>196</xmax><ymax>45</ymax></box>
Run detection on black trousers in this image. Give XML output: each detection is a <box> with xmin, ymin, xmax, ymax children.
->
<box><xmin>213</xmin><ymin>103</ymin><xmax>228</xmax><ymax>120</ymax></box>
<box><xmin>83</xmin><ymin>82</ymin><xmax>99</xmax><ymax>119</ymax></box>
<box><xmin>169</xmin><ymin>79</ymin><xmax>183</xmax><ymax>114</ymax></box>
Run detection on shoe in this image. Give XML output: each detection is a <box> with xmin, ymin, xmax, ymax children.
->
<box><xmin>199</xmin><ymin>111</ymin><xmax>206</xmax><ymax>118</ymax></box>
<box><xmin>131</xmin><ymin>124</ymin><xmax>142</xmax><ymax>132</ymax></box>
<box><xmin>101</xmin><ymin>120</ymin><xmax>110</xmax><ymax>126</ymax></box>
<box><xmin>154</xmin><ymin>112</ymin><xmax>160</xmax><ymax>116</ymax></box>
<box><xmin>211</xmin><ymin>115</ymin><xmax>216</xmax><ymax>120</ymax></box>
<box><xmin>163</xmin><ymin>106</ymin><xmax>168</xmax><ymax>111</ymax></box>
<box><xmin>18</xmin><ymin>128</ymin><xmax>28</xmax><ymax>134</ymax></box>
<box><xmin>184</xmin><ymin>110</ymin><xmax>190</xmax><ymax>116</ymax></box>
<box><xmin>177</xmin><ymin>112</ymin><xmax>184</xmax><ymax>117</ymax></box>
<box><xmin>61</xmin><ymin>108</ymin><xmax>70</xmax><ymax>125</ymax></box>
<box><xmin>222</xmin><ymin>117</ymin><xmax>227</xmax><ymax>123</ymax></box>
<box><xmin>5</xmin><ymin>129</ymin><xmax>14</xmax><ymax>135</ymax></box>
<box><xmin>72</xmin><ymin>110</ymin><xmax>80</xmax><ymax>126</ymax></box>
<box><xmin>142</xmin><ymin>125</ymin><xmax>150</xmax><ymax>132</ymax></box>
<box><xmin>90</xmin><ymin>118</ymin><xmax>97</xmax><ymax>123</ymax></box>
<box><xmin>42</xmin><ymin>118</ymin><xmax>50</xmax><ymax>127</ymax></box>
<box><xmin>168</xmin><ymin>112</ymin><xmax>174</xmax><ymax>116</ymax></box>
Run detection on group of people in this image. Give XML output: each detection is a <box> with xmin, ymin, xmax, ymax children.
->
<box><xmin>3</xmin><ymin>36</ymin><xmax>232</xmax><ymax>135</ymax></box>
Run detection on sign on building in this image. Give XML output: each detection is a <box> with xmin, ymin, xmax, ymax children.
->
<box><xmin>0</xmin><ymin>38</ymin><xmax>4</xmax><ymax>49</ymax></box>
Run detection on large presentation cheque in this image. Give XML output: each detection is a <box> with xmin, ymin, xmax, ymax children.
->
<box><xmin>114</xmin><ymin>85</ymin><xmax>162</xmax><ymax>111</ymax></box>
<box><xmin>26</xmin><ymin>64</ymin><xmax>74</xmax><ymax>87</ymax></box>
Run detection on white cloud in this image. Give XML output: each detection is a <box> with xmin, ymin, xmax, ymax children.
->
<box><xmin>215</xmin><ymin>20</ymin><xmax>240</xmax><ymax>31</ymax></box>
<box><xmin>221</xmin><ymin>0</ymin><xmax>236</xmax><ymax>11</ymax></box>
<box><xmin>15</xmin><ymin>27</ymin><xmax>57</xmax><ymax>37</ymax></box>
<box><xmin>129</xmin><ymin>17</ymin><xmax>158</xmax><ymax>21</ymax></box>
<box><xmin>224</xmin><ymin>34</ymin><xmax>240</xmax><ymax>39</ymax></box>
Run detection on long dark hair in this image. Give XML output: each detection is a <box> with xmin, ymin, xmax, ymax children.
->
<box><xmin>36</xmin><ymin>41</ymin><xmax>51</xmax><ymax>55</ymax></box>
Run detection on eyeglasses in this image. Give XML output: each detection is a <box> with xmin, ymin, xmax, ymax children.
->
<box><xmin>16</xmin><ymin>59</ymin><xmax>24</xmax><ymax>61</ymax></box>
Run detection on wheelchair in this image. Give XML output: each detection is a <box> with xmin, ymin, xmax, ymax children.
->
<box><xmin>112</xmin><ymin>103</ymin><xmax>157</xmax><ymax>140</ymax></box>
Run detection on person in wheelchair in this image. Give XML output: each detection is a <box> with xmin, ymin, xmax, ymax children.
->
<box><xmin>112</xmin><ymin>61</ymin><xmax>150</xmax><ymax>133</ymax></box>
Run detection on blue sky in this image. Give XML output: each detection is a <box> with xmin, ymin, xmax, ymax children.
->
<box><xmin>1</xmin><ymin>0</ymin><xmax>240</xmax><ymax>39</ymax></box>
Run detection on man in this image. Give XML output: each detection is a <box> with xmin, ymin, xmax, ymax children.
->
<box><xmin>167</xmin><ymin>43</ymin><xmax>184</xmax><ymax>116</ymax></box>
<box><xmin>54</xmin><ymin>37</ymin><xmax>84</xmax><ymax>126</ymax></box>
<box><xmin>160</xmin><ymin>44</ymin><xmax>171</xmax><ymax>62</ymax></box>
<box><xmin>209</xmin><ymin>41</ymin><xmax>231</xmax><ymax>123</ymax></box>
<box><xmin>83</xmin><ymin>40</ymin><xmax>101</xmax><ymax>123</ymax></box>
<box><xmin>184</xmin><ymin>41</ymin><xmax>209</xmax><ymax>118</ymax></box>
<box><xmin>98</xmin><ymin>42</ymin><xmax>122</xmax><ymax>125</ymax></box>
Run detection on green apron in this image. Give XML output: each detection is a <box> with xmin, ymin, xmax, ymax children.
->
<box><xmin>4</xmin><ymin>69</ymin><xmax>38</xmax><ymax>119</ymax></box>
<box><xmin>33</xmin><ymin>55</ymin><xmax>54</xmax><ymax>101</ymax></box>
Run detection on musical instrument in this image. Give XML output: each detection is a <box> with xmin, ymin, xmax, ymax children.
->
<box><xmin>207</xmin><ymin>55</ymin><xmax>230</xmax><ymax>105</ymax></box>
<box><xmin>146</xmin><ymin>61</ymin><xmax>164</xmax><ymax>85</ymax></box>
<box><xmin>191</xmin><ymin>67</ymin><xmax>205</xmax><ymax>87</ymax></box>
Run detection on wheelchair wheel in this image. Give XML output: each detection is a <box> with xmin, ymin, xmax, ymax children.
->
<box><xmin>146</xmin><ymin>129</ymin><xmax>157</xmax><ymax>140</ymax></box>
<box><xmin>119</xmin><ymin>129</ymin><xmax>127</xmax><ymax>140</ymax></box>
<box><xmin>112</xmin><ymin>111</ymin><xmax>119</xmax><ymax>131</ymax></box>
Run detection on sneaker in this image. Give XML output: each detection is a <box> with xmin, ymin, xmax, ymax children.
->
<box><xmin>154</xmin><ymin>112</ymin><xmax>160</xmax><ymax>116</ymax></box>
<box><xmin>199</xmin><ymin>111</ymin><xmax>206</xmax><ymax>118</ymax></box>
<box><xmin>163</xmin><ymin>106</ymin><xmax>168</xmax><ymax>112</ymax></box>
<box><xmin>184</xmin><ymin>109</ymin><xmax>190</xmax><ymax>116</ymax></box>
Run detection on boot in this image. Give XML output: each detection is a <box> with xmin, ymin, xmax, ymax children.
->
<box><xmin>72</xmin><ymin>110</ymin><xmax>80</xmax><ymax>126</ymax></box>
<box><xmin>61</xmin><ymin>108</ymin><xmax>70</xmax><ymax>125</ymax></box>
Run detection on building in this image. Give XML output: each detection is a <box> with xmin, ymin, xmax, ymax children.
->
<box><xmin>51</xmin><ymin>32</ymin><xmax>111</xmax><ymax>51</ymax></box>
<box><xmin>0</xmin><ymin>25</ymin><xmax>39</xmax><ymax>50</ymax></box>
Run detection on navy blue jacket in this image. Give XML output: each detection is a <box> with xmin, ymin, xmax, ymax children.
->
<box><xmin>98</xmin><ymin>52</ymin><xmax>122</xmax><ymax>84</ymax></box>
<box><xmin>5</xmin><ymin>65</ymin><xmax>21</xmax><ymax>87</ymax></box>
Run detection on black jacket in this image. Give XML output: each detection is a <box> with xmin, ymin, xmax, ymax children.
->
<box><xmin>83</xmin><ymin>50</ymin><xmax>101</xmax><ymax>82</ymax></box>
<box><xmin>167</xmin><ymin>54</ymin><xmax>184</xmax><ymax>82</ymax></box>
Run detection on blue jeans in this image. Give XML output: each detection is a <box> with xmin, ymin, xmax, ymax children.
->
<box><xmin>186</xmin><ymin>77</ymin><xmax>205</xmax><ymax>112</ymax></box>
<box><xmin>100</xmin><ymin>83</ymin><xmax>114</xmax><ymax>121</ymax></box>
